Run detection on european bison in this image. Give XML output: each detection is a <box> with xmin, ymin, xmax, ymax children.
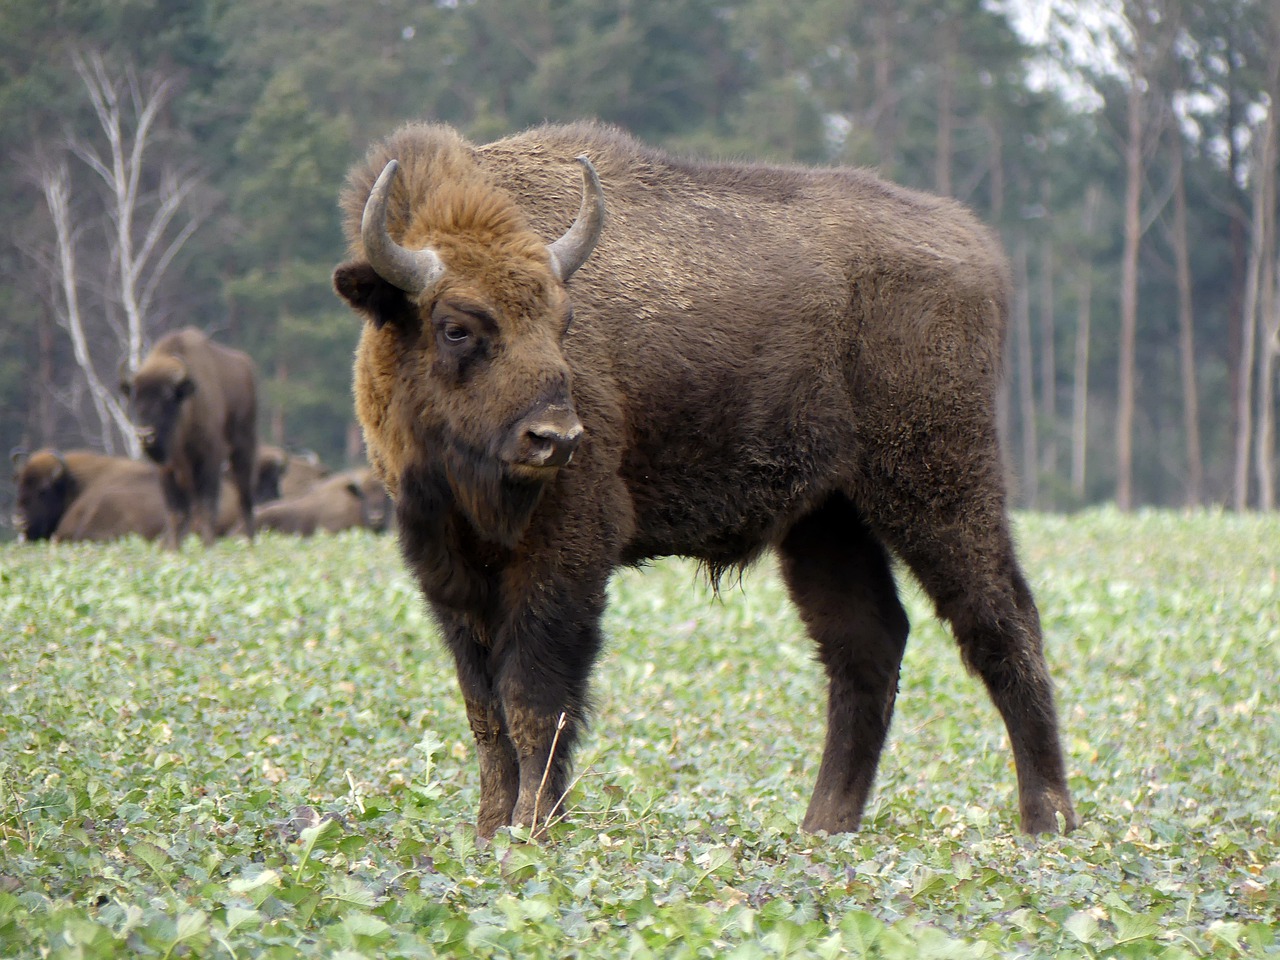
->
<box><xmin>56</xmin><ymin>470</ymin><xmax>246</xmax><ymax>542</ymax></box>
<box><xmin>255</xmin><ymin>467</ymin><xmax>390</xmax><ymax>535</ymax></box>
<box><xmin>252</xmin><ymin>444</ymin><xmax>289</xmax><ymax>505</ymax></box>
<box><xmin>332</xmin><ymin>122</ymin><xmax>1078</xmax><ymax>839</ymax></box>
<box><xmin>12</xmin><ymin>447</ymin><xmax>246</xmax><ymax>543</ymax></box>
<box><xmin>12</xmin><ymin>448</ymin><xmax>153</xmax><ymax>541</ymax></box>
<box><xmin>123</xmin><ymin>328</ymin><xmax>258</xmax><ymax>547</ymax></box>
<box><xmin>248</xmin><ymin>445</ymin><xmax>331</xmax><ymax>504</ymax></box>
<box><xmin>279</xmin><ymin>450</ymin><xmax>331</xmax><ymax>500</ymax></box>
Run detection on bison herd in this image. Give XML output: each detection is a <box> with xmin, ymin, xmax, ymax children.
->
<box><xmin>11</xmin><ymin>327</ymin><xmax>388</xmax><ymax>545</ymax></box>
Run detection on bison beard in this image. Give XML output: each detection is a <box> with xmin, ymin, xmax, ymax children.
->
<box><xmin>335</xmin><ymin>121</ymin><xmax>1078</xmax><ymax>840</ymax></box>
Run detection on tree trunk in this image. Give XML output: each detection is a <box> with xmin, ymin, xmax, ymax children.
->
<box><xmin>40</xmin><ymin>165</ymin><xmax>140</xmax><ymax>457</ymax></box>
<box><xmin>1117</xmin><ymin>79</ymin><xmax>1144</xmax><ymax>510</ymax></box>
<box><xmin>1233</xmin><ymin>129</ymin><xmax>1268</xmax><ymax>510</ymax></box>
<box><xmin>1014</xmin><ymin>242</ymin><xmax>1038</xmax><ymax>508</ymax></box>
<box><xmin>1171</xmin><ymin>140</ymin><xmax>1203</xmax><ymax>506</ymax></box>
<box><xmin>1256</xmin><ymin>250</ymin><xmax>1278</xmax><ymax>509</ymax></box>
<box><xmin>870</xmin><ymin>3</ymin><xmax>896</xmax><ymax>170</ymax></box>
<box><xmin>1254</xmin><ymin>17</ymin><xmax>1280</xmax><ymax>510</ymax></box>
<box><xmin>1071</xmin><ymin>185</ymin><xmax>1100</xmax><ymax>503</ymax></box>
<box><xmin>1038</xmin><ymin>180</ymin><xmax>1057</xmax><ymax>507</ymax></box>
<box><xmin>935</xmin><ymin>31</ymin><xmax>955</xmax><ymax>197</ymax></box>
<box><xmin>37</xmin><ymin>309</ymin><xmax>56</xmax><ymax>444</ymax></box>
<box><xmin>272</xmin><ymin>360</ymin><xmax>288</xmax><ymax>447</ymax></box>
<box><xmin>1225</xmin><ymin>37</ymin><xmax>1248</xmax><ymax>487</ymax></box>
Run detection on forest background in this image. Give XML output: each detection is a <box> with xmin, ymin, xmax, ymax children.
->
<box><xmin>1</xmin><ymin>0</ymin><xmax>1278</xmax><ymax>527</ymax></box>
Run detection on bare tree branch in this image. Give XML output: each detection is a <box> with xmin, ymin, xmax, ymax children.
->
<box><xmin>39</xmin><ymin>163</ymin><xmax>141</xmax><ymax>458</ymax></box>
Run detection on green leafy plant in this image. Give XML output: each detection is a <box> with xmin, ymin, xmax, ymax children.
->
<box><xmin>0</xmin><ymin>511</ymin><xmax>1276</xmax><ymax>958</ymax></box>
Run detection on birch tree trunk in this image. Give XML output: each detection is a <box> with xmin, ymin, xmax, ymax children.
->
<box><xmin>28</xmin><ymin>54</ymin><xmax>203</xmax><ymax>458</ymax></box>
<box><xmin>40</xmin><ymin>166</ymin><xmax>140</xmax><ymax>457</ymax></box>
<box><xmin>69</xmin><ymin>53</ymin><xmax>200</xmax><ymax>374</ymax></box>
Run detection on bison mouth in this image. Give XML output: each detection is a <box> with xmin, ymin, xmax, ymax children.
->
<box><xmin>428</xmin><ymin>433</ymin><xmax>556</xmax><ymax>548</ymax></box>
<box><xmin>15</xmin><ymin>511</ymin><xmax>53</xmax><ymax>542</ymax></box>
<box><xmin>495</xmin><ymin>401</ymin><xmax>584</xmax><ymax>475</ymax></box>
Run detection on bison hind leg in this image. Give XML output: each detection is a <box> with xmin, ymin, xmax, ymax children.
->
<box><xmin>876</xmin><ymin>492</ymin><xmax>1078</xmax><ymax>835</ymax></box>
<box><xmin>779</xmin><ymin>494</ymin><xmax>909</xmax><ymax>834</ymax></box>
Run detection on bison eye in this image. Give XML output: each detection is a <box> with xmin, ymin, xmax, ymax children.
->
<box><xmin>443</xmin><ymin>324</ymin><xmax>470</xmax><ymax>344</ymax></box>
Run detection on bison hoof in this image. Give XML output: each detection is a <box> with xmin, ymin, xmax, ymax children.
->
<box><xmin>1020</xmin><ymin>789</ymin><xmax>1079</xmax><ymax>835</ymax></box>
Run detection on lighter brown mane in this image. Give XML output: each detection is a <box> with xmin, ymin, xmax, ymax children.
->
<box><xmin>341</xmin><ymin>124</ymin><xmax>549</xmax><ymax>273</ymax></box>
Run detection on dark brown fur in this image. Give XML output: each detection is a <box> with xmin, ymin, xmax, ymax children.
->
<box><xmin>124</xmin><ymin>328</ymin><xmax>259</xmax><ymax>547</ymax></box>
<box><xmin>12</xmin><ymin>448</ymin><xmax>242</xmax><ymax>542</ymax></box>
<box><xmin>252</xmin><ymin>444</ymin><xmax>333</xmax><ymax>503</ymax></box>
<box><xmin>334</xmin><ymin>122</ymin><xmax>1077</xmax><ymax>839</ymax></box>
<box><xmin>255</xmin><ymin>468</ymin><xmax>389</xmax><ymax>535</ymax></box>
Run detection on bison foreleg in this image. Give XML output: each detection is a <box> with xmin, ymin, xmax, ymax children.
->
<box><xmin>497</xmin><ymin>600</ymin><xmax>604</xmax><ymax>838</ymax></box>
<box><xmin>441</xmin><ymin>619</ymin><xmax>521</xmax><ymax>838</ymax></box>
<box><xmin>159</xmin><ymin>472</ymin><xmax>193</xmax><ymax>549</ymax></box>
<box><xmin>464</xmin><ymin>697</ymin><xmax>520</xmax><ymax>838</ymax></box>
<box><xmin>780</xmin><ymin>497</ymin><xmax>909</xmax><ymax>834</ymax></box>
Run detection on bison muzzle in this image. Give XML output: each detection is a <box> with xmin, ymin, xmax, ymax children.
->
<box><xmin>333</xmin><ymin>121</ymin><xmax>1079</xmax><ymax>840</ymax></box>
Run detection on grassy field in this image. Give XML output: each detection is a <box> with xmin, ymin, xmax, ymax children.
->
<box><xmin>1</xmin><ymin>510</ymin><xmax>1277</xmax><ymax>958</ymax></box>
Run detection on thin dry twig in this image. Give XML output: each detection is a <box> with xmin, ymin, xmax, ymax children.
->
<box><xmin>531</xmin><ymin>712</ymin><xmax>567</xmax><ymax>834</ymax></box>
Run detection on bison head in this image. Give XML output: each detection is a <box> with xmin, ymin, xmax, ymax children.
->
<box><xmin>124</xmin><ymin>355</ymin><xmax>194</xmax><ymax>465</ymax></box>
<box><xmin>13</xmin><ymin>449</ymin><xmax>72</xmax><ymax>541</ymax></box>
<box><xmin>351</xmin><ymin>469</ymin><xmax>391</xmax><ymax>532</ymax></box>
<box><xmin>332</xmin><ymin>152</ymin><xmax>604</xmax><ymax>545</ymax></box>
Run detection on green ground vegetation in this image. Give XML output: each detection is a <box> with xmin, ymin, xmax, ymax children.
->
<box><xmin>1</xmin><ymin>510</ymin><xmax>1277</xmax><ymax>957</ymax></box>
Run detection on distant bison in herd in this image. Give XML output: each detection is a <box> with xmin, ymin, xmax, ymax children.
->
<box><xmin>122</xmin><ymin>328</ymin><xmax>259</xmax><ymax>547</ymax></box>
<box><xmin>11</xmin><ymin>326</ymin><xmax>385</xmax><ymax>545</ymax></box>
<box><xmin>333</xmin><ymin>121</ymin><xmax>1077</xmax><ymax>839</ymax></box>
<box><xmin>256</xmin><ymin>468</ymin><xmax>390</xmax><ymax>536</ymax></box>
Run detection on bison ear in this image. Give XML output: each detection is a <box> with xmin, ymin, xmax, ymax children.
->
<box><xmin>333</xmin><ymin>260</ymin><xmax>418</xmax><ymax>330</ymax></box>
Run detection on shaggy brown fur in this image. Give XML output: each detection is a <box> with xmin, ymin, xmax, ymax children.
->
<box><xmin>124</xmin><ymin>328</ymin><xmax>258</xmax><ymax>547</ymax></box>
<box><xmin>56</xmin><ymin>472</ymin><xmax>244</xmax><ymax>542</ymax></box>
<box><xmin>334</xmin><ymin>121</ymin><xmax>1077</xmax><ymax>839</ymax></box>
<box><xmin>253</xmin><ymin>445</ymin><xmax>332</xmax><ymax>503</ymax></box>
<box><xmin>13</xmin><ymin>449</ymin><xmax>153</xmax><ymax>541</ymax></box>
<box><xmin>255</xmin><ymin>468</ymin><xmax>390</xmax><ymax>535</ymax></box>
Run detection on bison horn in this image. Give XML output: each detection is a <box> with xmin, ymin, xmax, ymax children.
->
<box><xmin>361</xmin><ymin>159</ymin><xmax>447</xmax><ymax>297</ymax></box>
<box><xmin>547</xmin><ymin>156</ymin><xmax>605</xmax><ymax>282</ymax></box>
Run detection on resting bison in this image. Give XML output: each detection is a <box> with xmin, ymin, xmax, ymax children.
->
<box><xmin>56</xmin><ymin>470</ymin><xmax>245</xmax><ymax>542</ymax></box>
<box><xmin>12</xmin><ymin>448</ymin><xmax>246</xmax><ymax>543</ymax></box>
<box><xmin>252</xmin><ymin>444</ymin><xmax>289</xmax><ymax>505</ymax></box>
<box><xmin>332</xmin><ymin>122</ymin><xmax>1078</xmax><ymax>839</ymax></box>
<box><xmin>280</xmin><ymin>450</ymin><xmax>331</xmax><ymax>500</ymax></box>
<box><xmin>247</xmin><ymin>445</ymin><xmax>330</xmax><ymax>504</ymax></box>
<box><xmin>12</xmin><ymin>448</ymin><xmax>153</xmax><ymax>541</ymax></box>
<box><xmin>255</xmin><ymin>467</ymin><xmax>389</xmax><ymax>535</ymax></box>
<box><xmin>123</xmin><ymin>328</ymin><xmax>258</xmax><ymax>546</ymax></box>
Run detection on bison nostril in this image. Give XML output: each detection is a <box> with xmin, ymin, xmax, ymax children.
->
<box><xmin>526</xmin><ymin>424</ymin><xmax>583</xmax><ymax>467</ymax></box>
